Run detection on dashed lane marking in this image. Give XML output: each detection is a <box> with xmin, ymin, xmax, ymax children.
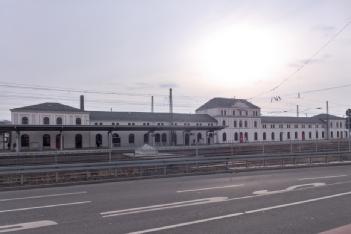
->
<box><xmin>0</xmin><ymin>220</ymin><xmax>57</xmax><ymax>233</ymax></box>
<box><xmin>176</xmin><ymin>184</ymin><xmax>244</xmax><ymax>193</ymax></box>
<box><xmin>0</xmin><ymin>201</ymin><xmax>91</xmax><ymax>213</ymax></box>
<box><xmin>0</xmin><ymin>191</ymin><xmax>87</xmax><ymax>202</ymax></box>
<box><xmin>298</xmin><ymin>175</ymin><xmax>348</xmax><ymax>181</ymax></box>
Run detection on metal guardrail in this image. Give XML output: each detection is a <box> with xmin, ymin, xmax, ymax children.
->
<box><xmin>1</xmin><ymin>150</ymin><xmax>350</xmax><ymax>175</ymax></box>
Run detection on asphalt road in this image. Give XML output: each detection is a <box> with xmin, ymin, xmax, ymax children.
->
<box><xmin>1</xmin><ymin>166</ymin><xmax>351</xmax><ymax>233</ymax></box>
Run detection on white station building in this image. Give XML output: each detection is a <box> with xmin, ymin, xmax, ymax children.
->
<box><xmin>3</xmin><ymin>96</ymin><xmax>348</xmax><ymax>151</ymax></box>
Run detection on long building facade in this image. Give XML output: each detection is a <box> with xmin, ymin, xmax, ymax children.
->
<box><xmin>5</xmin><ymin>96</ymin><xmax>349</xmax><ymax>151</ymax></box>
<box><xmin>196</xmin><ymin>98</ymin><xmax>348</xmax><ymax>143</ymax></box>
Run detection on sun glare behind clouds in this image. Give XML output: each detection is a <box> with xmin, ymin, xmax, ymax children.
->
<box><xmin>190</xmin><ymin>23</ymin><xmax>289</xmax><ymax>88</ymax></box>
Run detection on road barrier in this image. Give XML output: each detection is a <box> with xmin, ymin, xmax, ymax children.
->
<box><xmin>1</xmin><ymin>149</ymin><xmax>351</xmax><ymax>187</ymax></box>
<box><xmin>0</xmin><ymin>140</ymin><xmax>350</xmax><ymax>166</ymax></box>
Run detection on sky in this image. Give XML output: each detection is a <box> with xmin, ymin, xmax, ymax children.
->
<box><xmin>0</xmin><ymin>0</ymin><xmax>351</xmax><ymax>120</ymax></box>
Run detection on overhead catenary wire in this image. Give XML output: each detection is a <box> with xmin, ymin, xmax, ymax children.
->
<box><xmin>248</xmin><ymin>19</ymin><xmax>351</xmax><ymax>100</ymax></box>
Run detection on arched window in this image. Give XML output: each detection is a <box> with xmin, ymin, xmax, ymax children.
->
<box><xmin>302</xmin><ymin>131</ymin><xmax>305</xmax><ymax>140</ymax></box>
<box><xmin>322</xmin><ymin>131</ymin><xmax>325</xmax><ymax>138</ymax></box>
<box><xmin>234</xmin><ymin>121</ymin><xmax>237</xmax><ymax>128</ymax></box>
<box><xmin>316</xmin><ymin>131</ymin><xmax>319</xmax><ymax>139</ymax></box>
<box><xmin>56</xmin><ymin>117</ymin><xmax>63</xmax><ymax>125</ymax></box>
<box><xmin>76</xmin><ymin>118</ymin><xmax>82</xmax><ymax>125</ymax></box>
<box><xmin>254</xmin><ymin>121</ymin><xmax>257</xmax><ymax>128</ymax></box>
<box><xmin>21</xmin><ymin>134</ymin><xmax>29</xmax><ymax>147</ymax></box>
<box><xmin>337</xmin><ymin>131</ymin><xmax>340</xmax><ymax>138</ymax></box>
<box><xmin>244</xmin><ymin>132</ymin><xmax>248</xmax><ymax>141</ymax></box>
<box><xmin>263</xmin><ymin>132</ymin><xmax>266</xmax><ymax>140</ymax></box>
<box><xmin>287</xmin><ymin>132</ymin><xmax>291</xmax><ymax>139</ymax></box>
<box><xmin>21</xmin><ymin>117</ymin><xmax>29</xmax><ymax>125</ymax></box>
<box><xmin>43</xmin><ymin>117</ymin><xmax>50</xmax><ymax>125</ymax></box>
<box><xmin>271</xmin><ymin>132</ymin><xmax>275</xmax><ymax>140</ymax></box>
<box><xmin>155</xmin><ymin>133</ymin><xmax>161</xmax><ymax>143</ymax></box>
<box><xmin>222</xmin><ymin>132</ymin><xmax>227</xmax><ymax>142</ymax></box>
<box><xmin>239</xmin><ymin>120</ymin><xmax>243</xmax><ymax>128</ymax></box>
<box><xmin>222</xmin><ymin>120</ymin><xmax>226</xmax><ymax>126</ymax></box>
<box><xmin>309</xmin><ymin>132</ymin><xmax>312</xmax><ymax>139</ymax></box>
<box><xmin>128</xmin><ymin>134</ymin><xmax>135</xmax><ymax>144</ymax></box>
<box><xmin>244</xmin><ymin>121</ymin><xmax>248</xmax><ymax>128</ymax></box>
<box><xmin>161</xmin><ymin>133</ymin><xmax>167</xmax><ymax>144</ymax></box>
<box><xmin>112</xmin><ymin>133</ymin><xmax>121</xmax><ymax>146</ymax></box>
<box><xmin>234</xmin><ymin>132</ymin><xmax>238</xmax><ymax>141</ymax></box>
<box><xmin>144</xmin><ymin>133</ymin><xmax>149</xmax><ymax>144</ymax></box>
<box><xmin>254</xmin><ymin>132</ymin><xmax>258</xmax><ymax>141</ymax></box>
<box><xmin>95</xmin><ymin>134</ymin><xmax>102</xmax><ymax>147</ymax></box>
<box><xmin>295</xmin><ymin>132</ymin><xmax>298</xmax><ymax>139</ymax></box>
<box><xmin>43</xmin><ymin>134</ymin><xmax>51</xmax><ymax>147</ymax></box>
<box><xmin>75</xmin><ymin>134</ymin><xmax>82</xmax><ymax>149</ymax></box>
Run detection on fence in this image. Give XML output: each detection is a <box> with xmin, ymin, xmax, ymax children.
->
<box><xmin>1</xmin><ymin>150</ymin><xmax>351</xmax><ymax>187</ymax></box>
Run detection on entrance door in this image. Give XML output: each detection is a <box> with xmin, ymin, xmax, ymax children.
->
<box><xmin>56</xmin><ymin>134</ymin><xmax>61</xmax><ymax>150</ymax></box>
<box><xmin>75</xmin><ymin>134</ymin><xmax>82</xmax><ymax>149</ymax></box>
<box><xmin>185</xmin><ymin>134</ymin><xmax>190</xmax><ymax>146</ymax></box>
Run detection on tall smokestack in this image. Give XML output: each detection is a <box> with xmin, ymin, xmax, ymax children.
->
<box><xmin>80</xmin><ymin>95</ymin><xmax>84</xmax><ymax>111</ymax></box>
<box><xmin>151</xmin><ymin>96</ymin><xmax>154</xmax><ymax>113</ymax></box>
<box><xmin>169</xmin><ymin>88</ymin><xmax>173</xmax><ymax>114</ymax></box>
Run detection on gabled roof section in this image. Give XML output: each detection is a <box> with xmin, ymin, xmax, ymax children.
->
<box><xmin>196</xmin><ymin>97</ymin><xmax>260</xmax><ymax>112</ymax></box>
<box><xmin>11</xmin><ymin>103</ymin><xmax>84</xmax><ymax>112</ymax></box>
<box><xmin>89</xmin><ymin>111</ymin><xmax>217</xmax><ymax>123</ymax></box>
<box><xmin>311</xmin><ymin>114</ymin><xmax>345</xmax><ymax>120</ymax></box>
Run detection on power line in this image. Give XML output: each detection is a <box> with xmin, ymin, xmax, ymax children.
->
<box><xmin>0</xmin><ymin>82</ymin><xmax>209</xmax><ymax>100</ymax></box>
<box><xmin>248</xmin><ymin>19</ymin><xmax>351</xmax><ymax>100</ymax></box>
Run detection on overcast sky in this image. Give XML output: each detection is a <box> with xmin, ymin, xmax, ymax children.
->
<box><xmin>0</xmin><ymin>0</ymin><xmax>351</xmax><ymax>120</ymax></box>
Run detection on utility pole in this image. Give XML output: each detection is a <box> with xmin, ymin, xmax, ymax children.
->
<box><xmin>326</xmin><ymin>101</ymin><xmax>329</xmax><ymax>140</ymax></box>
<box><xmin>169</xmin><ymin>88</ymin><xmax>174</xmax><ymax>146</ymax></box>
<box><xmin>151</xmin><ymin>96</ymin><xmax>154</xmax><ymax>113</ymax></box>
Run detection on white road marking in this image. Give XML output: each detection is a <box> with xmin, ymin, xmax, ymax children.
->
<box><xmin>0</xmin><ymin>191</ymin><xmax>87</xmax><ymax>202</ymax></box>
<box><xmin>104</xmin><ymin>182</ymin><xmax>330</xmax><ymax>218</ymax></box>
<box><xmin>101</xmin><ymin>197</ymin><xmax>227</xmax><ymax>218</ymax></box>
<box><xmin>0</xmin><ymin>201</ymin><xmax>91</xmax><ymax>213</ymax></box>
<box><xmin>253</xmin><ymin>183</ymin><xmax>325</xmax><ymax>195</ymax></box>
<box><xmin>0</xmin><ymin>220</ymin><xmax>57</xmax><ymax>233</ymax></box>
<box><xmin>126</xmin><ymin>191</ymin><xmax>351</xmax><ymax>234</ymax></box>
<box><xmin>176</xmin><ymin>184</ymin><xmax>244</xmax><ymax>193</ymax></box>
<box><xmin>127</xmin><ymin>212</ymin><xmax>244</xmax><ymax>234</ymax></box>
<box><xmin>298</xmin><ymin>175</ymin><xmax>348</xmax><ymax>181</ymax></box>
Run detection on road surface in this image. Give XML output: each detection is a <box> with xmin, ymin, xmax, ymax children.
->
<box><xmin>1</xmin><ymin>165</ymin><xmax>351</xmax><ymax>233</ymax></box>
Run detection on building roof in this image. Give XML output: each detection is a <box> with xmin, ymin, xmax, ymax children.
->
<box><xmin>311</xmin><ymin>114</ymin><xmax>345</xmax><ymax>120</ymax></box>
<box><xmin>89</xmin><ymin>111</ymin><xmax>217</xmax><ymax>123</ymax></box>
<box><xmin>11</xmin><ymin>103</ymin><xmax>84</xmax><ymax>113</ymax></box>
<box><xmin>196</xmin><ymin>97</ymin><xmax>260</xmax><ymax>112</ymax></box>
<box><xmin>261</xmin><ymin>114</ymin><xmax>345</xmax><ymax>124</ymax></box>
<box><xmin>0</xmin><ymin>120</ymin><xmax>11</xmax><ymax>125</ymax></box>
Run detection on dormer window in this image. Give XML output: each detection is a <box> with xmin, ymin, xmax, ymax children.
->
<box><xmin>76</xmin><ymin>118</ymin><xmax>82</xmax><ymax>125</ymax></box>
<box><xmin>43</xmin><ymin>117</ymin><xmax>50</xmax><ymax>125</ymax></box>
<box><xmin>21</xmin><ymin>117</ymin><xmax>29</xmax><ymax>125</ymax></box>
<box><xmin>56</xmin><ymin>117</ymin><xmax>63</xmax><ymax>125</ymax></box>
